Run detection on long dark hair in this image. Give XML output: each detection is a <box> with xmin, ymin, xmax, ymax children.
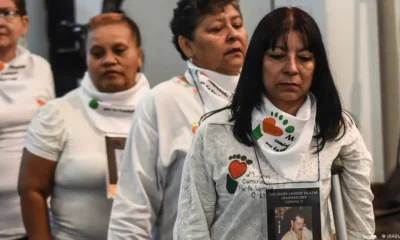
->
<box><xmin>204</xmin><ymin>7</ymin><xmax>349</xmax><ymax>152</ymax></box>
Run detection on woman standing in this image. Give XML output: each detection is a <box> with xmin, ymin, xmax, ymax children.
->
<box><xmin>174</xmin><ymin>7</ymin><xmax>375</xmax><ymax>239</ymax></box>
<box><xmin>0</xmin><ymin>0</ymin><xmax>54</xmax><ymax>239</ymax></box>
<box><xmin>108</xmin><ymin>0</ymin><xmax>248</xmax><ymax>239</ymax></box>
<box><xmin>18</xmin><ymin>13</ymin><xmax>149</xmax><ymax>240</ymax></box>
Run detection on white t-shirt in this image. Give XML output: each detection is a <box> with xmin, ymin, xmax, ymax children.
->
<box><xmin>0</xmin><ymin>47</ymin><xmax>54</xmax><ymax>240</ymax></box>
<box><xmin>25</xmin><ymin>90</ymin><xmax>116</xmax><ymax>240</ymax></box>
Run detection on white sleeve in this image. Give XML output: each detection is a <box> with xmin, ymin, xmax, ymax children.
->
<box><xmin>0</xmin><ymin>58</ymin><xmax>55</xmax><ymax>129</ymax></box>
<box><xmin>173</xmin><ymin>124</ymin><xmax>216</xmax><ymax>240</ymax></box>
<box><xmin>25</xmin><ymin>101</ymin><xmax>67</xmax><ymax>161</ymax></box>
<box><xmin>108</xmin><ymin>94</ymin><xmax>163</xmax><ymax>240</ymax></box>
<box><xmin>338</xmin><ymin>120</ymin><xmax>375</xmax><ymax>239</ymax></box>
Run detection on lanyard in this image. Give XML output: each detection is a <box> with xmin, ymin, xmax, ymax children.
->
<box><xmin>188</xmin><ymin>68</ymin><xmax>206</xmax><ymax>114</ymax></box>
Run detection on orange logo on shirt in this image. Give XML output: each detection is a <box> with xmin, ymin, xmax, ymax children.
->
<box><xmin>35</xmin><ymin>95</ymin><xmax>48</xmax><ymax>106</ymax></box>
<box><xmin>191</xmin><ymin>122</ymin><xmax>199</xmax><ymax>134</ymax></box>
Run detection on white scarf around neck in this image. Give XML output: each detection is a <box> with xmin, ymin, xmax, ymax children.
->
<box><xmin>0</xmin><ymin>46</ymin><xmax>36</xmax><ymax>103</ymax></box>
<box><xmin>79</xmin><ymin>71</ymin><xmax>150</xmax><ymax>135</ymax></box>
<box><xmin>251</xmin><ymin>94</ymin><xmax>317</xmax><ymax>180</ymax></box>
<box><xmin>184</xmin><ymin>61</ymin><xmax>239</xmax><ymax>111</ymax></box>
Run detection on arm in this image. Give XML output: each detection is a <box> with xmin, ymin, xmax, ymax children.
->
<box><xmin>18</xmin><ymin>150</ymin><xmax>57</xmax><ymax>240</ymax></box>
<box><xmin>108</xmin><ymin>94</ymin><xmax>163</xmax><ymax>240</ymax></box>
<box><xmin>18</xmin><ymin>101</ymin><xmax>65</xmax><ymax>240</ymax></box>
<box><xmin>339</xmin><ymin>121</ymin><xmax>375</xmax><ymax>239</ymax></box>
<box><xmin>174</xmin><ymin>125</ymin><xmax>216</xmax><ymax>240</ymax></box>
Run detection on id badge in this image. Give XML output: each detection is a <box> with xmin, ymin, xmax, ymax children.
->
<box><xmin>266</xmin><ymin>187</ymin><xmax>322</xmax><ymax>240</ymax></box>
<box><xmin>105</xmin><ymin>135</ymin><xmax>127</xmax><ymax>198</ymax></box>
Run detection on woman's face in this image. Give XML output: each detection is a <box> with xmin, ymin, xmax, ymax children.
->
<box><xmin>263</xmin><ymin>31</ymin><xmax>315</xmax><ymax>108</ymax></box>
<box><xmin>0</xmin><ymin>0</ymin><xmax>28</xmax><ymax>51</ymax></box>
<box><xmin>180</xmin><ymin>4</ymin><xmax>248</xmax><ymax>75</ymax></box>
<box><xmin>86</xmin><ymin>22</ymin><xmax>143</xmax><ymax>93</ymax></box>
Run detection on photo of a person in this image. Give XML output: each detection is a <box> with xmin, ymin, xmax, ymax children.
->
<box><xmin>280</xmin><ymin>207</ymin><xmax>313</xmax><ymax>240</ymax></box>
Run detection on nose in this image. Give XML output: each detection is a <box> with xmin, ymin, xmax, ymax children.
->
<box><xmin>283</xmin><ymin>55</ymin><xmax>299</xmax><ymax>76</ymax></box>
<box><xmin>102</xmin><ymin>51</ymin><xmax>117</xmax><ymax>66</ymax></box>
<box><xmin>226</xmin><ymin>25</ymin><xmax>240</xmax><ymax>43</ymax></box>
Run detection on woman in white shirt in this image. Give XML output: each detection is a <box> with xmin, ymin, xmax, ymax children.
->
<box><xmin>108</xmin><ymin>0</ymin><xmax>248</xmax><ymax>239</ymax></box>
<box><xmin>18</xmin><ymin>13</ymin><xmax>150</xmax><ymax>240</ymax></box>
<box><xmin>0</xmin><ymin>0</ymin><xmax>54</xmax><ymax>239</ymax></box>
<box><xmin>174</xmin><ymin>7</ymin><xmax>375</xmax><ymax>239</ymax></box>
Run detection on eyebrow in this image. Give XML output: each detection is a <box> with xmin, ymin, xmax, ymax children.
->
<box><xmin>273</xmin><ymin>46</ymin><xmax>310</xmax><ymax>52</ymax></box>
<box><xmin>213</xmin><ymin>14</ymin><xmax>242</xmax><ymax>23</ymax></box>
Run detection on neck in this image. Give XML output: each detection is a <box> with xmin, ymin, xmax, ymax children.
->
<box><xmin>191</xmin><ymin>60</ymin><xmax>240</xmax><ymax>76</ymax></box>
<box><xmin>0</xmin><ymin>45</ymin><xmax>17</xmax><ymax>63</ymax></box>
<box><xmin>269</xmin><ymin>97</ymin><xmax>306</xmax><ymax>116</ymax></box>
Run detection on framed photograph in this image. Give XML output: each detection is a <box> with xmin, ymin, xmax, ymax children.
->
<box><xmin>267</xmin><ymin>188</ymin><xmax>321</xmax><ymax>240</ymax></box>
<box><xmin>105</xmin><ymin>135</ymin><xmax>127</xmax><ymax>198</ymax></box>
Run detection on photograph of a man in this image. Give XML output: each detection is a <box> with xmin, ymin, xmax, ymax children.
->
<box><xmin>281</xmin><ymin>207</ymin><xmax>313</xmax><ymax>240</ymax></box>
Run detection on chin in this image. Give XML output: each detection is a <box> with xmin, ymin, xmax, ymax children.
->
<box><xmin>0</xmin><ymin>40</ymin><xmax>11</xmax><ymax>49</ymax></box>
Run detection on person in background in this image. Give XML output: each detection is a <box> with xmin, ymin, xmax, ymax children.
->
<box><xmin>174</xmin><ymin>7</ymin><xmax>375</xmax><ymax>239</ymax></box>
<box><xmin>0</xmin><ymin>0</ymin><xmax>54</xmax><ymax>239</ymax></box>
<box><xmin>18</xmin><ymin>13</ymin><xmax>149</xmax><ymax>240</ymax></box>
<box><xmin>108</xmin><ymin>0</ymin><xmax>248</xmax><ymax>239</ymax></box>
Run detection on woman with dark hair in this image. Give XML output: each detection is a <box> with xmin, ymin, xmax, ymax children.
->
<box><xmin>174</xmin><ymin>7</ymin><xmax>375</xmax><ymax>239</ymax></box>
<box><xmin>0</xmin><ymin>0</ymin><xmax>54</xmax><ymax>239</ymax></box>
<box><xmin>18</xmin><ymin>13</ymin><xmax>149</xmax><ymax>240</ymax></box>
<box><xmin>108</xmin><ymin>0</ymin><xmax>248</xmax><ymax>239</ymax></box>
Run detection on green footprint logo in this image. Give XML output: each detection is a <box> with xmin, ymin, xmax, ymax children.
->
<box><xmin>252</xmin><ymin>111</ymin><xmax>295</xmax><ymax>140</ymax></box>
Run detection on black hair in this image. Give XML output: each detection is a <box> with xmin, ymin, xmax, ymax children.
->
<box><xmin>14</xmin><ymin>0</ymin><xmax>27</xmax><ymax>15</ymax></box>
<box><xmin>289</xmin><ymin>210</ymin><xmax>305</xmax><ymax>222</ymax></box>
<box><xmin>170</xmin><ymin>0</ymin><xmax>240</xmax><ymax>60</ymax></box>
<box><xmin>203</xmin><ymin>7</ymin><xmax>349</xmax><ymax>153</ymax></box>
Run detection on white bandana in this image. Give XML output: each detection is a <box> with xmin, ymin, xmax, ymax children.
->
<box><xmin>79</xmin><ymin>71</ymin><xmax>150</xmax><ymax>135</ymax></box>
<box><xmin>0</xmin><ymin>46</ymin><xmax>50</xmax><ymax>105</ymax></box>
<box><xmin>184</xmin><ymin>61</ymin><xmax>239</xmax><ymax>112</ymax></box>
<box><xmin>251</xmin><ymin>94</ymin><xmax>317</xmax><ymax>180</ymax></box>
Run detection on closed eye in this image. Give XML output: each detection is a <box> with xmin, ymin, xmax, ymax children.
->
<box><xmin>298</xmin><ymin>56</ymin><xmax>313</xmax><ymax>62</ymax></box>
<box><xmin>268</xmin><ymin>54</ymin><xmax>285</xmax><ymax>60</ymax></box>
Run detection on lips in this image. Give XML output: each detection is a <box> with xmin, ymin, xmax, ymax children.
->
<box><xmin>279</xmin><ymin>83</ymin><xmax>299</xmax><ymax>87</ymax></box>
<box><xmin>103</xmin><ymin>70</ymin><xmax>122</xmax><ymax>76</ymax></box>
<box><xmin>224</xmin><ymin>48</ymin><xmax>242</xmax><ymax>55</ymax></box>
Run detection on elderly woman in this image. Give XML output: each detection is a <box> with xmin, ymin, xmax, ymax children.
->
<box><xmin>0</xmin><ymin>0</ymin><xmax>54</xmax><ymax>239</ymax></box>
<box><xmin>18</xmin><ymin>13</ymin><xmax>149</xmax><ymax>240</ymax></box>
<box><xmin>108</xmin><ymin>0</ymin><xmax>248</xmax><ymax>239</ymax></box>
<box><xmin>174</xmin><ymin>7</ymin><xmax>375</xmax><ymax>240</ymax></box>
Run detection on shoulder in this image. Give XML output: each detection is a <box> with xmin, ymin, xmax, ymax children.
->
<box><xmin>42</xmin><ymin>89</ymin><xmax>80</xmax><ymax>115</ymax></box>
<box><xmin>195</xmin><ymin>108</ymin><xmax>233</xmax><ymax>138</ymax></box>
<box><xmin>200</xmin><ymin>108</ymin><xmax>233</xmax><ymax>127</ymax></box>
<box><xmin>150</xmin><ymin>77</ymin><xmax>194</xmax><ymax>100</ymax></box>
<box><xmin>340</xmin><ymin>111</ymin><xmax>360</xmax><ymax>139</ymax></box>
<box><xmin>136</xmin><ymin>76</ymin><xmax>198</xmax><ymax>116</ymax></box>
<box><xmin>30</xmin><ymin>53</ymin><xmax>51</xmax><ymax>70</ymax></box>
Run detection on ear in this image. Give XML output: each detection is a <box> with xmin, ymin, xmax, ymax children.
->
<box><xmin>137</xmin><ymin>47</ymin><xmax>143</xmax><ymax>69</ymax></box>
<box><xmin>178</xmin><ymin>35</ymin><xmax>195</xmax><ymax>59</ymax></box>
<box><xmin>20</xmin><ymin>15</ymin><xmax>29</xmax><ymax>37</ymax></box>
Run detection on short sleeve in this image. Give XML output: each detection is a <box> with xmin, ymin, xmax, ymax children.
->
<box><xmin>25</xmin><ymin>101</ymin><xmax>67</xmax><ymax>161</ymax></box>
